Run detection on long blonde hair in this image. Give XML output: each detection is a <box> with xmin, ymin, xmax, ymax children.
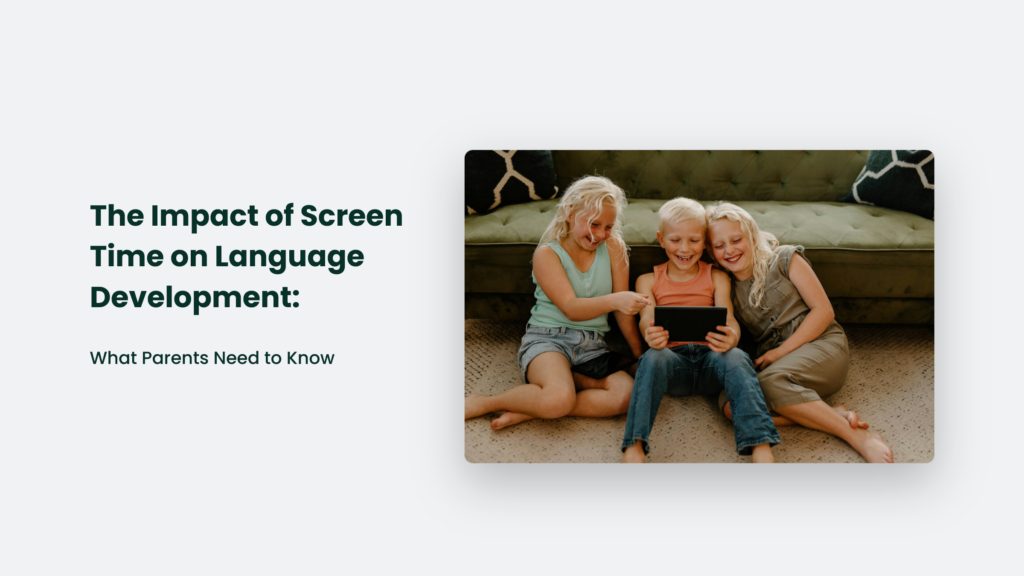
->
<box><xmin>704</xmin><ymin>202</ymin><xmax>779</xmax><ymax>310</ymax></box>
<box><xmin>538</xmin><ymin>175</ymin><xmax>628</xmax><ymax>261</ymax></box>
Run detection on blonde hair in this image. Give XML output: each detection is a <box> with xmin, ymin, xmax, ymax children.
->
<box><xmin>704</xmin><ymin>202</ymin><xmax>779</xmax><ymax>310</ymax></box>
<box><xmin>538</xmin><ymin>175</ymin><xmax>628</xmax><ymax>260</ymax></box>
<box><xmin>658</xmin><ymin>197</ymin><xmax>705</xmax><ymax>233</ymax></box>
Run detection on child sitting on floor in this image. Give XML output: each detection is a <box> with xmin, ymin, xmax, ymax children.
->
<box><xmin>466</xmin><ymin>176</ymin><xmax>646</xmax><ymax>430</ymax></box>
<box><xmin>706</xmin><ymin>202</ymin><xmax>892</xmax><ymax>463</ymax></box>
<box><xmin>621</xmin><ymin>197</ymin><xmax>779</xmax><ymax>463</ymax></box>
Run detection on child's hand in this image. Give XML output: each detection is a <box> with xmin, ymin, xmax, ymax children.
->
<box><xmin>706</xmin><ymin>325</ymin><xmax>738</xmax><ymax>353</ymax></box>
<box><xmin>754</xmin><ymin>348</ymin><xmax>785</xmax><ymax>371</ymax></box>
<box><xmin>644</xmin><ymin>325</ymin><xmax>670</xmax><ymax>350</ymax></box>
<box><xmin>613</xmin><ymin>292</ymin><xmax>649</xmax><ymax>315</ymax></box>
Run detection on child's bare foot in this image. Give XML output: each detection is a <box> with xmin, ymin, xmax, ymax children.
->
<box><xmin>833</xmin><ymin>404</ymin><xmax>869</xmax><ymax>429</ymax></box>
<box><xmin>851</xmin><ymin>429</ymin><xmax>894</xmax><ymax>463</ymax></box>
<box><xmin>465</xmin><ymin>393</ymin><xmax>490</xmax><ymax>420</ymax></box>
<box><xmin>622</xmin><ymin>442</ymin><xmax>646</xmax><ymax>463</ymax></box>
<box><xmin>490</xmin><ymin>411</ymin><xmax>535</xmax><ymax>430</ymax></box>
<box><xmin>751</xmin><ymin>443</ymin><xmax>775</xmax><ymax>463</ymax></box>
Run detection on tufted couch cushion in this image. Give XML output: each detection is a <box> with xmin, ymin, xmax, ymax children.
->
<box><xmin>466</xmin><ymin>199</ymin><xmax>934</xmax><ymax>323</ymax></box>
<box><xmin>553</xmin><ymin>150</ymin><xmax>869</xmax><ymax>201</ymax></box>
<box><xmin>466</xmin><ymin>150</ymin><xmax>934</xmax><ymax>324</ymax></box>
<box><xmin>467</xmin><ymin>199</ymin><xmax>933</xmax><ymax>250</ymax></box>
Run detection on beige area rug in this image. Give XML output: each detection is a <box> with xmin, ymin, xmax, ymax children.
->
<box><xmin>465</xmin><ymin>320</ymin><xmax>934</xmax><ymax>463</ymax></box>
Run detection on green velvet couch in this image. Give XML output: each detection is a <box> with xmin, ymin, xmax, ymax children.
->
<box><xmin>465</xmin><ymin>151</ymin><xmax>934</xmax><ymax>325</ymax></box>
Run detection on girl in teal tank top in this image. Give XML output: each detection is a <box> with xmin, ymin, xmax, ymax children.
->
<box><xmin>527</xmin><ymin>240</ymin><xmax>612</xmax><ymax>332</ymax></box>
<box><xmin>465</xmin><ymin>176</ymin><xmax>648</xmax><ymax>430</ymax></box>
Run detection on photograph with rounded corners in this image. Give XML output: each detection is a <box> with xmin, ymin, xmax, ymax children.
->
<box><xmin>465</xmin><ymin>150</ymin><xmax>934</xmax><ymax>463</ymax></box>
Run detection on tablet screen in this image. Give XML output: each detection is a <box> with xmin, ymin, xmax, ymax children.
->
<box><xmin>653</xmin><ymin>306</ymin><xmax>728</xmax><ymax>344</ymax></box>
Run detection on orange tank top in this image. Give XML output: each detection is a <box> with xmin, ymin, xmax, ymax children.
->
<box><xmin>652</xmin><ymin>260</ymin><xmax>715</xmax><ymax>347</ymax></box>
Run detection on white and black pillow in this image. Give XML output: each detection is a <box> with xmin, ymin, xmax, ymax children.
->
<box><xmin>841</xmin><ymin>150</ymin><xmax>934</xmax><ymax>219</ymax></box>
<box><xmin>465</xmin><ymin>150</ymin><xmax>558</xmax><ymax>215</ymax></box>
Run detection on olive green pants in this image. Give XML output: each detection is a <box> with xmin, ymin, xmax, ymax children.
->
<box><xmin>719</xmin><ymin>323</ymin><xmax>850</xmax><ymax>411</ymax></box>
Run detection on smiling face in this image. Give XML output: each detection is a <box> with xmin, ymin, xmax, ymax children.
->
<box><xmin>708</xmin><ymin>218</ymin><xmax>754</xmax><ymax>280</ymax></box>
<box><xmin>657</xmin><ymin>218</ymin><xmax>705</xmax><ymax>274</ymax></box>
<box><xmin>567</xmin><ymin>201</ymin><xmax>617</xmax><ymax>251</ymax></box>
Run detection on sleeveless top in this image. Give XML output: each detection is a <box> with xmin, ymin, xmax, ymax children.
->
<box><xmin>652</xmin><ymin>260</ymin><xmax>714</xmax><ymax>347</ymax></box>
<box><xmin>732</xmin><ymin>245</ymin><xmax>842</xmax><ymax>357</ymax></box>
<box><xmin>527</xmin><ymin>240</ymin><xmax>613</xmax><ymax>333</ymax></box>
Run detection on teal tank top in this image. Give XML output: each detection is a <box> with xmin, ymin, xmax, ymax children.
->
<box><xmin>527</xmin><ymin>241</ymin><xmax>612</xmax><ymax>333</ymax></box>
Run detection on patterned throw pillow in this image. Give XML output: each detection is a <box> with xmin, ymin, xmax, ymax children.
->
<box><xmin>841</xmin><ymin>150</ymin><xmax>934</xmax><ymax>219</ymax></box>
<box><xmin>465</xmin><ymin>150</ymin><xmax>559</xmax><ymax>215</ymax></box>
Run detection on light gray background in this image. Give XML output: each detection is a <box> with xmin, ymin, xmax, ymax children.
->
<box><xmin>0</xmin><ymin>1</ymin><xmax>1018</xmax><ymax>573</ymax></box>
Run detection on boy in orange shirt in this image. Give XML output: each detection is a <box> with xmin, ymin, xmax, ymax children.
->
<box><xmin>621</xmin><ymin>198</ymin><xmax>779</xmax><ymax>463</ymax></box>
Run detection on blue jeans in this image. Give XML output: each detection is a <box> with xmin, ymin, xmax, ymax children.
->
<box><xmin>621</xmin><ymin>345</ymin><xmax>780</xmax><ymax>456</ymax></box>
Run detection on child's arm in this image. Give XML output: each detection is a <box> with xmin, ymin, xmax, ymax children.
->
<box><xmin>533</xmin><ymin>243</ymin><xmax>648</xmax><ymax>323</ymax></box>
<box><xmin>707</xmin><ymin>268</ymin><xmax>741</xmax><ymax>353</ymax></box>
<box><xmin>753</xmin><ymin>253</ymin><xmax>834</xmax><ymax>370</ymax></box>
<box><xmin>608</xmin><ymin>238</ymin><xmax>644</xmax><ymax>359</ymax></box>
<box><xmin>636</xmin><ymin>273</ymin><xmax>669</xmax><ymax>350</ymax></box>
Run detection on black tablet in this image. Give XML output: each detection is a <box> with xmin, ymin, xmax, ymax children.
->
<box><xmin>654</xmin><ymin>306</ymin><xmax>727</xmax><ymax>343</ymax></box>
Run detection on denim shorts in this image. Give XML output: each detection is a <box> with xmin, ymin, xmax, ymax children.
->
<box><xmin>517</xmin><ymin>325</ymin><xmax>609</xmax><ymax>383</ymax></box>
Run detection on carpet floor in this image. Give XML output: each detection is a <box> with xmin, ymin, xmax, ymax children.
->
<box><xmin>465</xmin><ymin>320</ymin><xmax>934</xmax><ymax>463</ymax></box>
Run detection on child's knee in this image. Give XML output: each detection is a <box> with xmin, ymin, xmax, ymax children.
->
<box><xmin>719</xmin><ymin>352</ymin><xmax>760</xmax><ymax>392</ymax></box>
<box><xmin>723</xmin><ymin>347</ymin><xmax>749</xmax><ymax>362</ymax></box>
<box><xmin>608</xmin><ymin>373</ymin><xmax>634</xmax><ymax>413</ymax></box>
<box><xmin>537</xmin><ymin>388</ymin><xmax>576</xmax><ymax>419</ymax></box>
<box><xmin>616</xmin><ymin>392</ymin><xmax>631</xmax><ymax>414</ymax></box>
<box><xmin>641</xmin><ymin>347</ymin><xmax>675</xmax><ymax>369</ymax></box>
<box><xmin>720</xmin><ymin>348</ymin><xmax>754</xmax><ymax>370</ymax></box>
